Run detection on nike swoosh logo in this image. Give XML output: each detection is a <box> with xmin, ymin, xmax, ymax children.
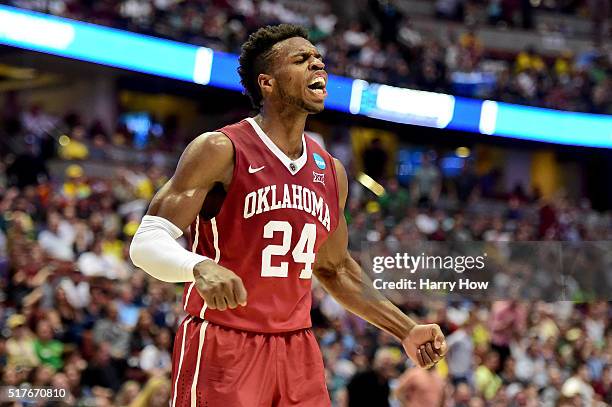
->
<box><xmin>248</xmin><ymin>165</ymin><xmax>265</xmax><ymax>174</ymax></box>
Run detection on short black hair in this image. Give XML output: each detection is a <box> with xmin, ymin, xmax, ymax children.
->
<box><xmin>238</xmin><ymin>24</ymin><xmax>309</xmax><ymax>109</ymax></box>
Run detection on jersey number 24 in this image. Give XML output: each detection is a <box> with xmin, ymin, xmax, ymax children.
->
<box><xmin>261</xmin><ymin>221</ymin><xmax>316</xmax><ymax>279</ymax></box>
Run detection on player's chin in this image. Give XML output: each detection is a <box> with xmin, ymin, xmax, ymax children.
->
<box><xmin>305</xmin><ymin>103</ymin><xmax>325</xmax><ymax>114</ymax></box>
<box><xmin>303</xmin><ymin>98</ymin><xmax>326</xmax><ymax>114</ymax></box>
<box><xmin>303</xmin><ymin>90</ymin><xmax>326</xmax><ymax>113</ymax></box>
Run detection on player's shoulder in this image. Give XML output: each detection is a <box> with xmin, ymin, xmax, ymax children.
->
<box><xmin>189</xmin><ymin>131</ymin><xmax>233</xmax><ymax>157</ymax></box>
<box><xmin>179</xmin><ymin>131</ymin><xmax>234</xmax><ymax>167</ymax></box>
<box><xmin>175</xmin><ymin>131</ymin><xmax>234</xmax><ymax>181</ymax></box>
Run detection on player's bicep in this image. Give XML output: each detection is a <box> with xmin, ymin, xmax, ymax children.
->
<box><xmin>146</xmin><ymin>132</ymin><xmax>233</xmax><ymax>230</ymax></box>
<box><xmin>146</xmin><ymin>178</ymin><xmax>208</xmax><ymax>230</ymax></box>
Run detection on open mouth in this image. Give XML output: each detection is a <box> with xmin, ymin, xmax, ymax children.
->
<box><xmin>307</xmin><ymin>77</ymin><xmax>327</xmax><ymax>95</ymax></box>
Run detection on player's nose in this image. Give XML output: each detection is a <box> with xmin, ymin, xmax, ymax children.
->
<box><xmin>310</xmin><ymin>57</ymin><xmax>325</xmax><ymax>71</ymax></box>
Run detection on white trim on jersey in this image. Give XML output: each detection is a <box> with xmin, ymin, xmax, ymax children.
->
<box><xmin>199</xmin><ymin>218</ymin><xmax>220</xmax><ymax>318</ymax></box>
<box><xmin>171</xmin><ymin>316</ymin><xmax>191</xmax><ymax>407</ymax></box>
<box><xmin>184</xmin><ymin>283</ymin><xmax>195</xmax><ymax>312</ymax></box>
<box><xmin>245</xmin><ymin>117</ymin><xmax>308</xmax><ymax>175</ymax></box>
<box><xmin>184</xmin><ymin>216</ymin><xmax>200</xmax><ymax>312</ymax></box>
<box><xmin>191</xmin><ymin>216</ymin><xmax>200</xmax><ymax>253</ymax></box>
<box><xmin>191</xmin><ymin>320</ymin><xmax>209</xmax><ymax>407</ymax></box>
<box><xmin>211</xmin><ymin>217</ymin><xmax>221</xmax><ymax>263</ymax></box>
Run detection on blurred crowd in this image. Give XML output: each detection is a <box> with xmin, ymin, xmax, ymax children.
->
<box><xmin>435</xmin><ymin>0</ymin><xmax>610</xmax><ymax>37</ymax></box>
<box><xmin>6</xmin><ymin>0</ymin><xmax>612</xmax><ymax>114</ymax></box>
<box><xmin>316</xmin><ymin>297</ymin><xmax>611</xmax><ymax>407</ymax></box>
<box><xmin>0</xmin><ymin>101</ymin><xmax>610</xmax><ymax>406</ymax></box>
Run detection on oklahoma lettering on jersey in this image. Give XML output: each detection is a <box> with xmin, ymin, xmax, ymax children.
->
<box><xmin>243</xmin><ymin>184</ymin><xmax>331</xmax><ymax>231</ymax></box>
<box><xmin>182</xmin><ymin>117</ymin><xmax>340</xmax><ymax>333</ymax></box>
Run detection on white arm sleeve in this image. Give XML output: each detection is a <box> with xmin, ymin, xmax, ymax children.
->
<box><xmin>129</xmin><ymin>215</ymin><xmax>208</xmax><ymax>282</ymax></box>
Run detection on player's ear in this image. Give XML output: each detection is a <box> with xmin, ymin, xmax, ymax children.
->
<box><xmin>258</xmin><ymin>73</ymin><xmax>274</xmax><ymax>98</ymax></box>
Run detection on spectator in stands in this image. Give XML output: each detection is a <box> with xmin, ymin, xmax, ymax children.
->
<box><xmin>379</xmin><ymin>179</ymin><xmax>410</xmax><ymax>221</ymax></box>
<box><xmin>77</xmin><ymin>239</ymin><xmax>122</xmax><ymax>279</ymax></box>
<box><xmin>483</xmin><ymin>216</ymin><xmax>512</xmax><ymax>242</ymax></box>
<box><xmin>446</xmin><ymin>315</ymin><xmax>475</xmax><ymax>385</ymax></box>
<box><xmin>452</xmin><ymin>382</ymin><xmax>474</xmax><ymax>407</ymax></box>
<box><xmin>81</xmin><ymin>341</ymin><xmax>125</xmax><ymax>393</ymax></box>
<box><xmin>128</xmin><ymin>375</ymin><xmax>171</xmax><ymax>407</ymax></box>
<box><xmin>5</xmin><ymin>314</ymin><xmax>38</xmax><ymax>370</ymax></box>
<box><xmin>343</xmin><ymin>21</ymin><xmax>369</xmax><ymax>50</ymax></box>
<box><xmin>397</xmin><ymin>17</ymin><xmax>423</xmax><ymax>49</ymax></box>
<box><xmin>395</xmin><ymin>365</ymin><xmax>445</xmax><ymax>407</ymax></box>
<box><xmin>489</xmin><ymin>301</ymin><xmax>527</xmax><ymax>366</ymax></box>
<box><xmin>129</xmin><ymin>309</ymin><xmax>157</xmax><ymax>355</ymax></box>
<box><xmin>21</xmin><ymin>104</ymin><xmax>57</xmax><ymax>140</ymax></box>
<box><xmin>92</xmin><ymin>303</ymin><xmax>131</xmax><ymax>359</ymax></box>
<box><xmin>62</xmin><ymin>165</ymin><xmax>92</xmax><ymax>200</ymax></box>
<box><xmin>2</xmin><ymin>365</ymin><xmax>22</xmax><ymax>387</ymax></box>
<box><xmin>513</xmin><ymin>336</ymin><xmax>548</xmax><ymax>386</ymax></box>
<box><xmin>561</xmin><ymin>365</ymin><xmax>595</xmax><ymax>405</ymax></box>
<box><xmin>362</xmin><ymin>138</ymin><xmax>388</xmax><ymax>181</ymax></box>
<box><xmin>458</xmin><ymin>29</ymin><xmax>483</xmax><ymax>70</ymax></box>
<box><xmin>346</xmin><ymin>347</ymin><xmax>400</xmax><ymax>407</ymax></box>
<box><xmin>59</xmin><ymin>125</ymin><xmax>90</xmax><ymax>160</ymax></box>
<box><xmin>139</xmin><ymin>327</ymin><xmax>172</xmax><ymax>376</ymax></box>
<box><xmin>411</xmin><ymin>153</ymin><xmax>441</xmax><ymax>206</ymax></box>
<box><xmin>474</xmin><ymin>351</ymin><xmax>502</xmax><ymax>400</ymax></box>
<box><xmin>38</xmin><ymin>212</ymin><xmax>74</xmax><ymax>261</ymax></box>
<box><xmin>515</xmin><ymin>47</ymin><xmax>546</xmax><ymax>73</ymax></box>
<box><xmin>541</xmin><ymin>366</ymin><xmax>564</xmax><ymax>407</ymax></box>
<box><xmin>453</xmin><ymin>160</ymin><xmax>479</xmax><ymax>203</ymax></box>
<box><xmin>33</xmin><ymin>319</ymin><xmax>64</xmax><ymax>370</ymax></box>
<box><xmin>114</xmin><ymin>380</ymin><xmax>141</xmax><ymax>407</ymax></box>
<box><xmin>31</xmin><ymin>364</ymin><xmax>55</xmax><ymax>387</ymax></box>
<box><xmin>50</xmin><ymin>371</ymin><xmax>78</xmax><ymax>405</ymax></box>
<box><xmin>115</xmin><ymin>285</ymin><xmax>141</xmax><ymax>328</ymax></box>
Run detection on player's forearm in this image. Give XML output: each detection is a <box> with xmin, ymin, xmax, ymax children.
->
<box><xmin>315</xmin><ymin>256</ymin><xmax>416</xmax><ymax>341</ymax></box>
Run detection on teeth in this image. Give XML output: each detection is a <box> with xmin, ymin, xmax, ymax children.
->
<box><xmin>309</xmin><ymin>77</ymin><xmax>326</xmax><ymax>87</ymax></box>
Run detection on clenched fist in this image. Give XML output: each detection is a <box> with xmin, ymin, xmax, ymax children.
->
<box><xmin>193</xmin><ymin>260</ymin><xmax>248</xmax><ymax>311</ymax></box>
<box><xmin>402</xmin><ymin>324</ymin><xmax>447</xmax><ymax>369</ymax></box>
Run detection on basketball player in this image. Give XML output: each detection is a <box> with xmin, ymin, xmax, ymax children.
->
<box><xmin>130</xmin><ymin>24</ymin><xmax>447</xmax><ymax>407</ymax></box>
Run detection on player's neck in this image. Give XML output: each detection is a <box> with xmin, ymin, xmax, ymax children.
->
<box><xmin>255</xmin><ymin>109</ymin><xmax>306</xmax><ymax>160</ymax></box>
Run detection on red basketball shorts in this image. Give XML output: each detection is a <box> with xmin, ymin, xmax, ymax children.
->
<box><xmin>170</xmin><ymin>316</ymin><xmax>331</xmax><ymax>407</ymax></box>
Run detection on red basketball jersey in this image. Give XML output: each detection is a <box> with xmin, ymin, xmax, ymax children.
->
<box><xmin>181</xmin><ymin>118</ymin><xmax>340</xmax><ymax>333</ymax></box>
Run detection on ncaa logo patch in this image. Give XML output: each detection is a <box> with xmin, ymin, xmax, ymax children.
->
<box><xmin>313</xmin><ymin>171</ymin><xmax>325</xmax><ymax>185</ymax></box>
<box><xmin>313</xmin><ymin>153</ymin><xmax>326</xmax><ymax>170</ymax></box>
